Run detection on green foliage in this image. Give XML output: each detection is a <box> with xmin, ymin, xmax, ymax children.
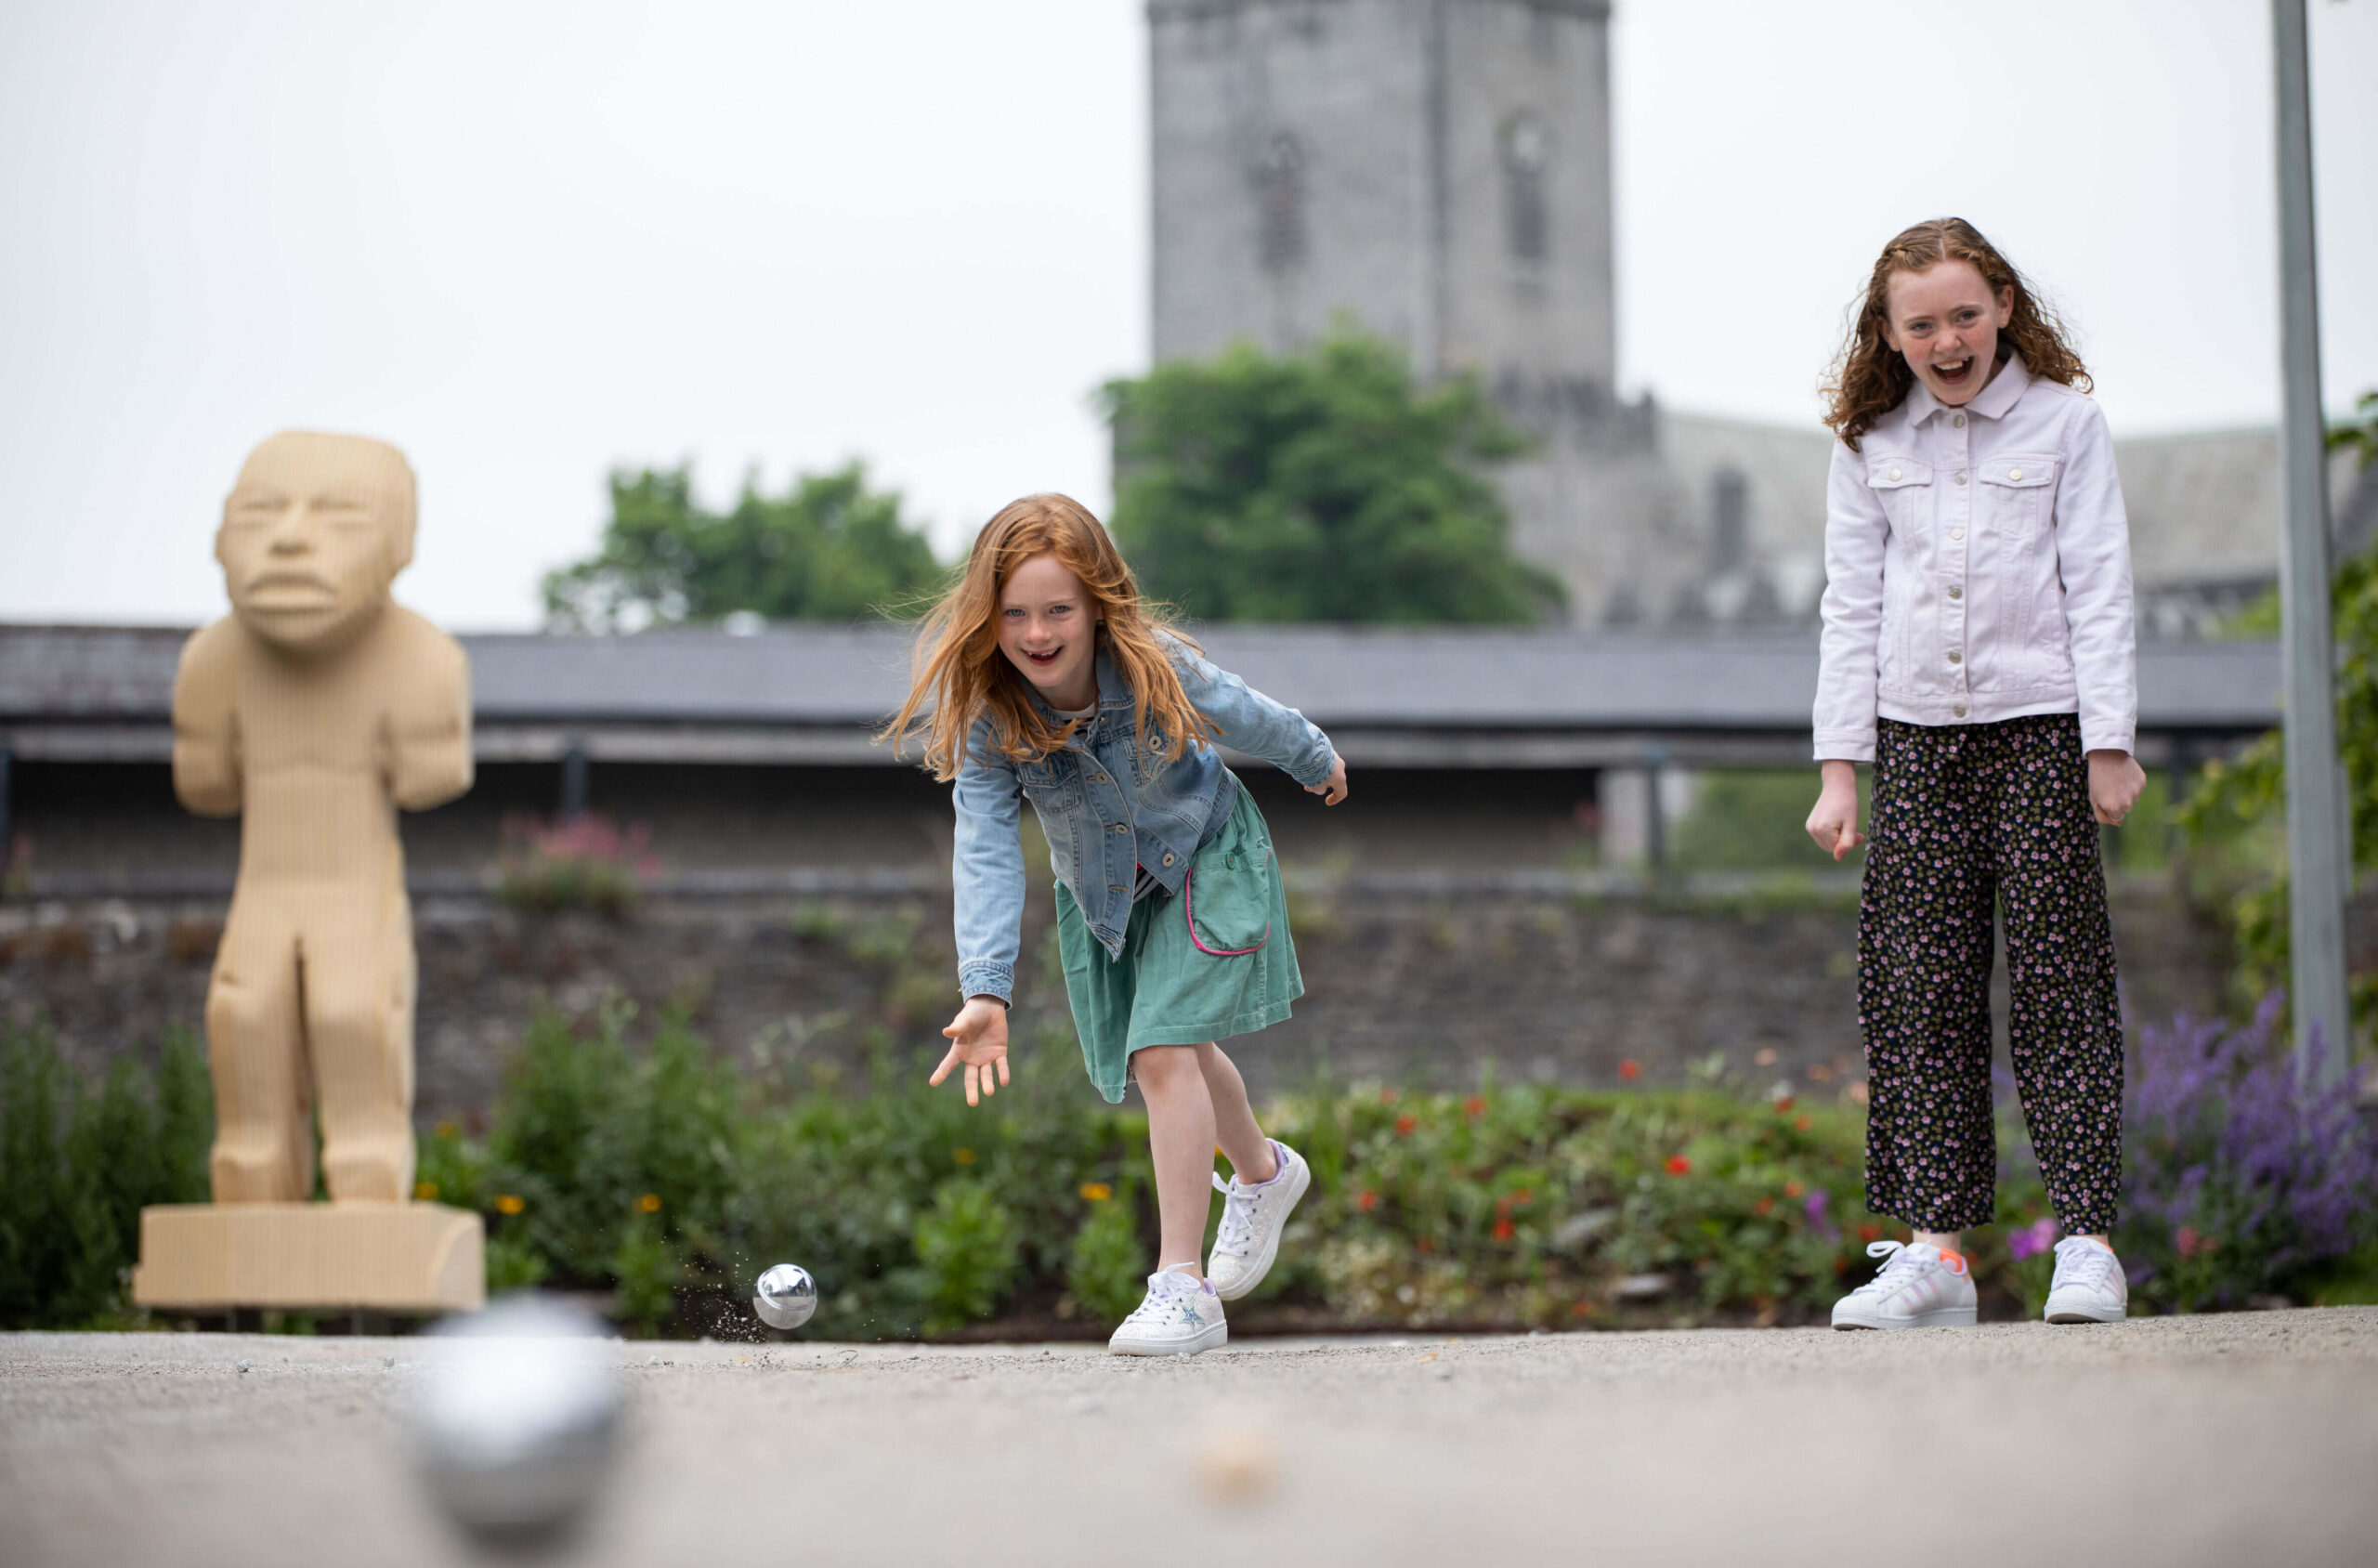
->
<box><xmin>2177</xmin><ymin>528</ymin><xmax>2378</xmax><ymax>1031</ymax></box>
<box><xmin>1063</xmin><ymin>1177</ymin><xmax>1149</xmax><ymax>1324</ymax></box>
<box><xmin>1104</xmin><ymin>326</ymin><xmax>1561</xmax><ymax>623</ymax></box>
<box><xmin>542</xmin><ymin>461</ymin><xmax>944</xmax><ymax>631</ymax></box>
<box><xmin>910</xmin><ymin>1184</ymin><xmax>1022</xmax><ymax>1333</ymax></box>
<box><xmin>0</xmin><ymin>1025</ymin><xmax>211</xmax><ymax>1327</ymax></box>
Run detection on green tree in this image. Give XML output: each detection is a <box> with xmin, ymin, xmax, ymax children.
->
<box><xmin>1103</xmin><ymin>327</ymin><xmax>1561</xmax><ymax>622</ymax></box>
<box><xmin>2178</xmin><ymin>393</ymin><xmax>2378</xmax><ymax>1034</ymax></box>
<box><xmin>542</xmin><ymin>461</ymin><xmax>943</xmax><ymax>630</ymax></box>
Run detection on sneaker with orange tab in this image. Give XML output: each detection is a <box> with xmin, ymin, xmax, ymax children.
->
<box><xmin>1830</xmin><ymin>1239</ymin><xmax>1978</xmax><ymax>1329</ymax></box>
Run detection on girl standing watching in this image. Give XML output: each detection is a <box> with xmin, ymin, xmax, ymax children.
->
<box><xmin>886</xmin><ymin>493</ymin><xmax>1344</xmax><ymax>1355</ymax></box>
<box><xmin>1808</xmin><ymin>218</ymin><xmax>2144</xmax><ymax>1328</ymax></box>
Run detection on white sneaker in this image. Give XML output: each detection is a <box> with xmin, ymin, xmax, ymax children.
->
<box><xmin>1207</xmin><ymin>1139</ymin><xmax>1311</xmax><ymax>1302</ymax></box>
<box><xmin>1107</xmin><ymin>1262</ymin><xmax>1228</xmax><ymax>1356</ymax></box>
<box><xmin>2044</xmin><ymin>1236</ymin><xmax>2127</xmax><ymax>1324</ymax></box>
<box><xmin>1831</xmin><ymin>1240</ymin><xmax>1978</xmax><ymax>1329</ymax></box>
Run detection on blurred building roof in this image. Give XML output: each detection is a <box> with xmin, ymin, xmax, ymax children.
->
<box><xmin>0</xmin><ymin>621</ymin><xmax>2281</xmax><ymax>769</ymax></box>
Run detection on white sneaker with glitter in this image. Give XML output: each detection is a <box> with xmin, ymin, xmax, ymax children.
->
<box><xmin>1208</xmin><ymin>1139</ymin><xmax>1311</xmax><ymax>1302</ymax></box>
<box><xmin>1108</xmin><ymin>1262</ymin><xmax>1228</xmax><ymax>1356</ymax></box>
<box><xmin>2044</xmin><ymin>1236</ymin><xmax>2128</xmax><ymax>1324</ymax></box>
<box><xmin>1830</xmin><ymin>1240</ymin><xmax>1978</xmax><ymax>1329</ymax></box>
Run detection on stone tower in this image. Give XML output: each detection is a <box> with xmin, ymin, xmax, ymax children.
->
<box><xmin>1148</xmin><ymin>0</ymin><xmax>1668</xmax><ymax>622</ymax></box>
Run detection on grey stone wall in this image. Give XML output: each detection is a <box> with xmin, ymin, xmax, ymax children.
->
<box><xmin>3</xmin><ymin>880</ymin><xmax>2243</xmax><ymax>1125</ymax></box>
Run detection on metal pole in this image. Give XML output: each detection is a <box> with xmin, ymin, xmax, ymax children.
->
<box><xmin>2271</xmin><ymin>0</ymin><xmax>2353</xmax><ymax>1081</ymax></box>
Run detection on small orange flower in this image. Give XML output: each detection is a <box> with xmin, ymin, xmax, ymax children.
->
<box><xmin>1665</xmin><ymin>1155</ymin><xmax>1691</xmax><ymax>1176</ymax></box>
<box><xmin>1395</xmin><ymin>1114</ymin><xmax>1418</xmax><ymax>1136</ymax></box>
<box><xmin>1618</xmin><ymin>1059</ymin><xmax>1642</xmax><ymax>1082</ymax></box>
<box><xmin>1357</xmin><ymin>1189</ymin><xmax>1379</xmax><ymax>1212</ymax></box>
<box><xmin>1464</xmin><ymin>1095</ymin><xmax>1485</xmax><ymax>1118</ymax></box>
<box><xmin>1774</xmin><ymin>1095</ymin><xmax>1796</xmax><ymax>1113</ymax></box>
<box><xmin>1416</xmin><ymin>1235</ymin><xmax>1436</xmax><ymax>1254</ymax></box>
<box><xmin>433</xmin><ymin>1120</ymin><xmax>459</xmax><ymax>1140</ymax></box>
<box><xmin>1794</xmin><ymin>1115</ymin><xmax>1812</xmax><ymax>1130</ymax></box>
<box><xmin>413</xmin><ymin>1181</ymin><xmax>438</xmax><ymax>1202</ymax></box>
<box><xmin>1492</xmin><ymin>1217</ymin><xmax>1515</xmax><ymax>1241</ymax></box>
<box><xmin>636</xmin><ymin>1193</ymin><xmax>661</xmax><ymax>1213</ymax></box>
<box><xmin>1079</xmin><ymin>1182</ymin><xmax>1113</xmax><ymax>1202</ymax></box>
<box><xmin>1570</xmin><ymin>1300</ymin><xmax>1595</xmax><ymax>1318</ymax></box>
<box><xmin>1756</xmin><ymin>1196</ymin><xmax>1775</xmax><ymax>1215</ymax></box>
<box><xmin>1857</xmin><ymin>1222</ymin><xmax>1881</xmax><ymax>1243</ymax></box>
<box><xmin>952</xmin><ymin>1147</ymin><xmax>976</xmax><ymax>1165</ymax></box>
<box><xmin>1784</xmin><ymin>1180</ymin><xmax>1805</xmax><ymax>1198</ymax></box>
<box><xmin>1514</xmin><ymin>1188</ymin><xmax>1534</xmax><ymax>1207</ymax></box>
<box><xmin>495</xmin><ymin>1195</ymin><xmax>525</xmax><ymax>1216</ymax></box>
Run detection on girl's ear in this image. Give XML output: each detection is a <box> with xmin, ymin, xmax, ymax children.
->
<box><xmin>1993</xmin><ymin>283</ymin><xmax>2015</xmax><ymax>329</ymax></box>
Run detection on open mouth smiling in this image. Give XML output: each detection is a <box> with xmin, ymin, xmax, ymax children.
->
<box><xmin>1024</xmin><ymin>647</ymin><xmax>1064</xmax><ymax>669</ymax></box>
<box><xmin>1930</xmin><ymin>358</ymin><xmax>1975</xmax><ymax>387</ymax></box>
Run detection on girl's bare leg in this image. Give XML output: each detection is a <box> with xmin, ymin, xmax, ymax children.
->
<box><xmin>1133</xmin><ymin>1045</ymin><xmax>1220</xmax><ymax>1274</ymax></box>
<box><xmin>1194</xmin><ymin>1041</ymin><xmax>1278</xmax><ymax>1184</ymax></box>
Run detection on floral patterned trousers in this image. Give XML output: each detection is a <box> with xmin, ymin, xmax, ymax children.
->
<box><xmin>1858</xmin><ymin>713</ymin><xmax>2124</xmax><ymax>1235</ymax></box>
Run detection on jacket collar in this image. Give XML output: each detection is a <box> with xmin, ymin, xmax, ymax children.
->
<box><xmin>1906</xmin><ymin>351</ymin><xmax>2032</xmax><ymax>425</ymax></box>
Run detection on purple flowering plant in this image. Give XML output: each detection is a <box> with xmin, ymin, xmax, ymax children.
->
<box><xmin>1997</xmin><ymin>997</ymin><xmax>2378</xmax><ymax>1313</ymax></box>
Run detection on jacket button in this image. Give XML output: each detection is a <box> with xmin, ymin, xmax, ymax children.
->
<box><xmin>1948</xmin><ymin>584</ymin><xmax>1963</xmax><ymax>600</ymax></box>
<box><xmin>1089</xmin><ymin>773</ymin><xmax>1105</xmax><ymax>783</ymax></box>
<box><xmin>1953</xmin><ymin>704</ymin><xmax>1967</xmax><ymax>719</ymax></box>
<box><xmin>2009</xmin><ymin>468</ymin><xmax>2023</xmax><ymax>481</ymax></box>
<box><xmin>1888</xmin><ymin>467</ymin><xmax>1902</xmax><ymax>480</ymax></box>
<box><xmin>1947</xmin><ymin>650</ymin><xmax>1962</xmax><ymax>664</ymax></box>
<box><xmin>1112</xmin><ymin>824</ymin><xmax>1129</xmax><ymax>833</ymax></box>
<box><xmin>1954</xmin><ymin>471</ymin><xmax>1967</xmax><ymax>485</ymax></box>
<box><xmin>1161</xmin><ymin>853</ymin><xmax>1176</xmax><ymax>867</ymax></box>
<box><xmin>1953</xmin><ymin>414</ymin><xmax>1966</xmax><ymax>428</ymax></box>
<box><xmin>1950</xmin><ymin>528</ymin><xmax>1965</xmax><ymax>542</ymax></box>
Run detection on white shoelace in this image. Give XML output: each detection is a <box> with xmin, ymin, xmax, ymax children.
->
<box><xmin>1211</xmin><ymin>1171</ymin><xmax>1258</xmax><ymax>1260</ymax></box>
<box><xmin>2052</xmin><ymin>1238</ymin><xmax>2122</xmax><ymax>1293</ymax></box>
<box><xmin>1852</xmin><ymin>1239</ymin><xmax>1938</xmax><ymax>1300</ymax></box>
<box><xmin>1122</xmin><ymin>1268</ymin><xmax>1200</xmax><ymax>1326</ymax></box>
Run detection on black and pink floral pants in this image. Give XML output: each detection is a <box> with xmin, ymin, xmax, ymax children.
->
<box><xmin>1858</xmin><ymin>712</ymin><xmax>2124</xmax><ymax>1235</ymax></box>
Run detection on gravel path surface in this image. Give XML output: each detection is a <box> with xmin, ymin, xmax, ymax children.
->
<box><xmin>7</xmin><ymin>1309</ymin><xmax>2377</xmax><ymax>1566</ymax></box>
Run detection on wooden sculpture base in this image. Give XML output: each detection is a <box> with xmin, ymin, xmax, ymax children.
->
<box><xmin>131</xmin><ymin>1202</ymin><xmax>485</xmax><ymax>1314</ymax></box>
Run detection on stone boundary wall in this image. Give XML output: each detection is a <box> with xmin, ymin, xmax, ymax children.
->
<box><xmin>2</xmin><ymin>882</ymin><xmax>2240</xmax><ymax>1124</ymax></box>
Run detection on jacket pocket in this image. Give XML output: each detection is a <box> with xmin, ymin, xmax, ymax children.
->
<box><xmin>1976</xmin><ymin>453</ymin><xmax>2058</xmax><ymax>536</ymax></box>
<box><xmin>1015</xmin><ymin>755</ymin><xmax>1080</xmax><ymax>809</ymax></box>
<box><xmin>1864</xmin><ymin>456</ymin><xmax>1933</xmax><ymax>536</ymax></box>
<box><xmin>1183</xmin><ymin>833</ymin><xmax>1272</xmax><ymax>957</ymax></box>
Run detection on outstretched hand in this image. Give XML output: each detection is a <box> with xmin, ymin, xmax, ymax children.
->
<box><xmin>933</xmin><ymin>997</ymin><xmax>1011</xmax><ymax>1107</ymax></box>
<box><xmin>1308</xmin><ymin>752</ymin><xmax>1350</xmax><ymax>806</ymax></box>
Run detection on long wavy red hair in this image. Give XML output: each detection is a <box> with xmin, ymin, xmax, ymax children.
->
<box><xmin>882</xmin><ymin>493</ymin><xmax>1214</xmax><ymax>780</ymax></box>
<box><xmin>1822</xmin><ymin>217</ymin><xmax>2091</xmax><ymax>451</ymax></box>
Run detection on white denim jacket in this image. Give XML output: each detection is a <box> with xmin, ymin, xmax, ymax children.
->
<box><xmin>1813</xmin><ymin>354</ymin><xmax>2136</xmax><ymax>762</ymax></box>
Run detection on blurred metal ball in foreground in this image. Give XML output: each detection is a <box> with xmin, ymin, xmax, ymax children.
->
<box><xmin>753</xmin><ymin>1263</ymin><xmax>817</xmax><ymax>1330</ymax></box>
<box><xmin>411</xmin><ymin>1295</ymin><xmax>624</xmax><ymax>1547</ymax></box>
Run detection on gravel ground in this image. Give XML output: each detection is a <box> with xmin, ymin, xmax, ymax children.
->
<box><xmin>7</xmin><ymin>1309</ymin><xmax>2377</xmax><ymax>1567</ymax></box>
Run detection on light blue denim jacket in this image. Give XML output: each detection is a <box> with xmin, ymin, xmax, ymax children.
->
<box><xmin>952</xmin><ymin>635</ymin><xmax>1337</xmax><ymax>1005</ymax></box>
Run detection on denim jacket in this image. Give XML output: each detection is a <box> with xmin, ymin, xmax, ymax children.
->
<box><xmin>952</xmin><ymin>635</ymin><xmax>1337</xmax><ymax>1005</ymax></box>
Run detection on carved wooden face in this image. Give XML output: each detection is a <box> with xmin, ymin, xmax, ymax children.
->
<box><xmin>217</xmin><ymin>432</ymin><xmax>416</xmax><ymax>653</ymax></box>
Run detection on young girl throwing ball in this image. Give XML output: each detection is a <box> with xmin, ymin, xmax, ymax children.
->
<box><xmin>1809</xmin><ymin>218</ymin><xmax>2143</xmax><ymax>1329</ymax></box>
<box><xmin>887</xmin><ymin>493</ymin><xmax>1343</xmax><ymax>1355</ymax></box>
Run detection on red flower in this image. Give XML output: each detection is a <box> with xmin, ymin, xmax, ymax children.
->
<box><xmin>1618</xmin><ymin>1059</ymin><xmax>1642</xmax><ymax>1082</ymax></box>
<box><xmin>1513</xmin><ymin>1188</ymin><xmax>1534</xmax><ymax>1208</ymax></box>
<box><xmin>1794</xmin><ymin>1115</ymin><xmax>1813</xmax><ymax>1131</ymax></box>
<box><xmin>1357</xmin><ymin>1189</ymin><xmax>1379</xmax><ymax>1212</ymax></box>
<box><xmin>1395</xmin><ymin>1114</ymin><xmax>1418</xmax><ymax>1136</ymax></box>
<box><xmin>1493</xmin><ymin>1217</ymin><xmax>1515</xmax><ymax>1241</ymax></box>
<box><xmin>1784</xmin><ymin>1180</ymin><xmax>1805</xmax><ymax>1198</ymax></box>
<box><xmin>1665</xmin><ymin>1155</ymin><xmax>1691</xmax><ymax>1176</ymax></box>
<box><xmin>1464</xmin><ymin>1095</ymin><xmax>1485</xmax><ymax>1118</ymax></box>
<box><xmin>1857</xmin><ymin>1222</ymin><xmax>1882</xmax><ymax>1243</ymax></box>
<box><xmin>1416</xmin><ymin>1235</ymin><xmax>1436</xmax><ymax>1254</ymax></box>
<box><xmin>1570</xmin><ymin>1299</ymin><xmax>1595</xmax><ymax>1318</ymax></box>
<box><xmin>1774</xmin><ymin>1095</ymin><xmax>1797</xmax><ymax>1113</ymax></box>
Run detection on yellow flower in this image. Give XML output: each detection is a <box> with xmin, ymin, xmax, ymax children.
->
<box><xmin>953</xmin><ymin>1148</ymin><xmax>976</xmax><ymax>1166</ymax></box>
<box><xmin>495</xmin><ymin>1194</ymin><xmax>525</xmax><ymax>1216</ymax></box>
<box><xmin>413</xmin><ymin>1181</ymin><xmax>438</xmax><ymax>1202</ymax></box>
<box><xmin>1078</xmin><ymin>1182</ymin><xmax>1113</xmax><ymax>1203</ymax></box>
<box><xmin>433</xmin><ymin>1120</ymin><xmax>459</xmax><ymax>1140</ymax></box>
<box><xmin>636</xmin><ymin>1193</ymin><xmax>662</xmax><ymax>1213</ymax></box>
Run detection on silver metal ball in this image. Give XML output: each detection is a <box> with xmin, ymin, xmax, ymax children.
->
<box><xmin>410</xmin><ymin>1296</ymin><xmax>624</xmax><ymax>1545</ymax></box>
<box><xmin>753</xmin><ymin>1263</ymin><xmax>817</xmax><ymax>1331</ymax></box>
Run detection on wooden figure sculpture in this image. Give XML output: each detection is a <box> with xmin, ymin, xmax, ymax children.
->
<box><xmin>133</xmin><ymin>431</ymin><xmax>485</xmax><ymax>1317</ymax></box>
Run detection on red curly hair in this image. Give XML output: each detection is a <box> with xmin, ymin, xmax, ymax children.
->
<box><xmin>1822</xmin><ymin>217</ymin><xmax>2091</xmax><ymax>451</ymax></box>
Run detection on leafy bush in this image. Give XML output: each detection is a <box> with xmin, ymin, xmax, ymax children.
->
<box><xmin>0</xmin><ymin>1025</ymin><xmax>211</xmax><ymax>1327</ymax></box>
<box><xmin>493</xmin><ymin>813</ymin><xmax>659</xmax><ymax>915</ymax></box>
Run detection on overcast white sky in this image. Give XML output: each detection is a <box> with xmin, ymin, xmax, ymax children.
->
<box><xmin>3</xmin><ymin>0</ymin><xmax>2373</xmax><ymax>630</ymax></box>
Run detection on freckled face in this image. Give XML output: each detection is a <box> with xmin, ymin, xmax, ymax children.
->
<box><xmin>1881</xmin><ymin>259</ymin><xmax>2015</xmax><ymax>406</ymax></box>
<box><xmin>997</xmin><ymin>553</ymin><xmax>1100</xmax><ymax>704</ymax></box>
